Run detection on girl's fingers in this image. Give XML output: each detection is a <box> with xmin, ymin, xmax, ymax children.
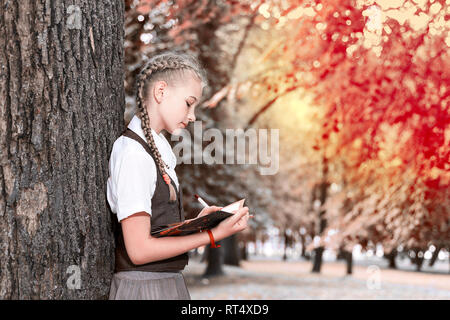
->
<box><xmin>236</xmin><ymin>214</ymin><xmax>249</xmax><ymax>229</ymax></box>
<box><xmin>198</xmin><ymin>206</ymin><xmax>223</xmax><ymax>218</ymax></box>
<box><xmin>206</xmin><ymin>206</ymin><xmax>222</xmax><ymax>213</ymax></box>
<box><xmin>230</xmin><ymin>207</ymin><xmax>249</xmax><ymax>223</ymax></box>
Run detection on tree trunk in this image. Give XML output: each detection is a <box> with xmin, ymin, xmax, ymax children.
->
<box><xmin>312</xmin><ymin>212</ymin><xmax>328</xmax><ymax>273</ymax></box>
<box><xmin>336</xmin><ymin>247</ymin><xmax>353</xmax><ymax>274</ymax></box>
<box><xmin>312</xmin><ymin>247</ymin><xmax>324</xmax><ymax>273</ymax></box>
<box><xmin>223</xmin><ymin>234</ymin><xmax>240</xmax><ymax>266</ymax></box>
<box><xmin>258</xmin><ymin>238</ymin><xmax>265</xmax><ymax>256</ymax></box>
<box><xmin>240</xmin><ymin>241</ymin><xmax>248</xmax><ymax>261</ymax></box>
<box><xmin>282</xmin><ymin>230</ymin><xmax>288</xmax><ymax>261</ymax></box>
<box><xmin>344</xmin><ymin>250</ymin><xmax>353</xmax><ymax>275</ymax></box>
<box><xmin>203</xmin><ymin>243</ymin><xmax>225</xmax><ymax>277</ymax></box>
<box><xmin>410</xmin><ymin>248</ymin><xmax>424</xmax><ymax>272</ymax></box>
<box><xmin>384</xmin><ymin>249</ymin><xmax>397</xmax><ymax>269</ymax></box>
<box><xmin>299</xmin><ymin>234</ymin><xmax>310</xmax><ymax>260</ymax></box>
<box><xmin>428</xmin><ymin>246</ymin><xmax>441</xmax><ymax>267</ymax></box>
<box><xmin>0</xmin><ymin>0</ymin><xmax>124</xmax><ymax>299</ymax></box>
<box><xmin>311</xmin><ymin>158</ymin><xmax>329</xmax><ymax>273</ymax></box>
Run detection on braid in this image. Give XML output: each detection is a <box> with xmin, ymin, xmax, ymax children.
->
<box><xmin>135</xmin><ymin>52</ymin><xmax>208</xmax><ymax>202</ymax></box>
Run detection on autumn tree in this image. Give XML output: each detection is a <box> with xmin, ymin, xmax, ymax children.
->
<box><xmin>206</xmin><ymin>0</ymin><xmax>449</xmax><ymax>271</ymax></box>
<box><xmin>296</xmin><ymin>0</ymin><xmax>450</xmax><ymax>264</ymax></box>
<box><xmin>123</xmin><ymin>0</ymin><xmax>449</xmax><ymax>276</ymax></box>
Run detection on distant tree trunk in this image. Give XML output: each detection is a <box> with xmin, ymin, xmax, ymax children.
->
<box><xmin>337</xmin><ymin>246</ymin><xmax>353</xmax><ymax>274</ymax></box>
<box><xmin>312</xmin><ymin>247</ymin><xmax>325</xmax><ymax>273</ymax></box>
<box><xmin>384</xmin><ymin>249</ymin><xmax>398</xmax><ymax>269</ymax></box>
<box><xmin>240</xmin><ymin>241</ymin><xmax>248</xmax><ymax>261</ymax></box>
<box><xmin>299</xmin><ymin>234</ymin><xmax>310</xmax><ymax>260</ymax></box>
<box><xmin>203</xmin><ymin>244</ymin><xmax>225</xmax><ymax>277</ymax></box>
<box><xmin>0</xmin><ymin>0</ymin><xmax>125</xmax><ymax>299</ymax></box>
<box><xmin>282</xmin><ymin>229</ymin><xmax>289</xmax><ymax>261</ymax></box>
<box><xmin>428</xmin><ymin>246</ymin><xmax>441</xmax><ymax>267</ymax></box>
<box><xmin>312</xmin><ymin>156</ymin><xmax>329</xmax><ymax>273</ymax></box>
<box><xmin>410</xmin><ymin>248</ymin><xmax>424</xmax><ymax>271</ymax></box>
<box><xmin>223</xmin><ymin>234</ymin><xmax>240</xmax><ymax>266</ymax></box>
<box><xmin>344</xmin><ymin>250</ymin><xmax>353</xmax><ymax>275</ymax></box>
<box><xmin>300</xmin><ymin>234</ymin><xmax>306</xmax><ymax>258</ymax></box>
<box><xmin>258</xmin><ymin>238</ymin><xmax>265</xmax><ymax>256</ymax></box>
<box><xmin>312</xmin><ymin>212</ymin><xmax>328</xmax><ymax>273</ymax></box>
<box><xmin>336</xmin><ymin>248</ymin><xmax>344</xmax><ymax>260</ymax></box>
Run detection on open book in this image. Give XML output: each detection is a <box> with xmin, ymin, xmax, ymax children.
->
<box><xmin>151</xmin><ymin>199</ymin><xmax>246</xmax><ymax>237</ymax></box>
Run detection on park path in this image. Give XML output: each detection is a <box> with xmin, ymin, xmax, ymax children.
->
<box><xmin>183</xmin><ymin>256</ymin><xmax>450</xmax><ymax>300</ymax></box>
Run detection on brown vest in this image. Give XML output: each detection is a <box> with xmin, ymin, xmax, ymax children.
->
<box><xmin>114</xmin><ymin>128</ymin><xmax>189</xmax><ymax>272</ymax></box>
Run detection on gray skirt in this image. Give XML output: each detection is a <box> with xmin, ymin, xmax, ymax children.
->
<box><xmin>109</xmin><ymin>270</ymin><xmax>191</xmax><ymax>300</ymax></box>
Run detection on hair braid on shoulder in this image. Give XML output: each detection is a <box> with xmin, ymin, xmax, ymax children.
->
<box><xmin>135</xmin><ymin>57</ymin><xmax>192</xmax><ymax>202</ymax></box>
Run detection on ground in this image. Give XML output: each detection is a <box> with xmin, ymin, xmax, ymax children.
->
<box><xmin>183</xmin><ymin>255</ymin><xmax>450</xmax><ymax>300</ymax></box>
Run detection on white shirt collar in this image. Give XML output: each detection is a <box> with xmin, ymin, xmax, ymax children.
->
<box><xmin>127</xmin><ymin>114</ymin><xmax>177</xmax><ymax>170</ymax></box>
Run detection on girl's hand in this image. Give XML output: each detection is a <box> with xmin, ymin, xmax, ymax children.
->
<box><xmin>211</xmin><ymin>207</ymin><xmax>250</xmax><ymax>241</ymax></box>
<box><xmin>196</xmin><ymin>206</ymin><xmax>223</xmax><ymax>219</ymax></box>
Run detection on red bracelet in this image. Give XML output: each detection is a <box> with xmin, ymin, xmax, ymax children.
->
<box><xmin>206</xmin><ymin>230</ymin><xmax>221</xmax><ymax>248</ymax></box>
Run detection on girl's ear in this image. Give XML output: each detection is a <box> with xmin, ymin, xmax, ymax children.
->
<box><xmin>153</xmin><ymin>81</ymin><xmax>168</xmax><ymax>103</ymax></box>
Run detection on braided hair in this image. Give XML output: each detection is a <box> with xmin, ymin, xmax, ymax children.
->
<box><xmin>135</xmin><ymin>51</ymin><xmax>208</xmax><ymax>201</ymax></box>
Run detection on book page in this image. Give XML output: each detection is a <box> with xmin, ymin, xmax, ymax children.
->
<box><xmin>221</xmin><ymin>199</ymin><xmax>245</xmax><ymax>213</ymax></box>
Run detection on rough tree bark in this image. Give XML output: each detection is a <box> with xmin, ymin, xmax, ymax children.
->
<box><xmin>0</xmin><ymin>0</ymin><xmax>124</xmax><ymax>299</ymax></box>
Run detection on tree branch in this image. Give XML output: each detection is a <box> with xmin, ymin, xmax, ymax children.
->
<box><xmin>244</xmin><ymin>85</ymin><xmax>300</xmax><ymax>130</ymax></box>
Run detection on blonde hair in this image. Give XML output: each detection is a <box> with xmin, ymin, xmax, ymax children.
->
<box><xmin>135</xmin><ymin>51</ymin><xmax>208</xmax><ymax>201</ymax></box>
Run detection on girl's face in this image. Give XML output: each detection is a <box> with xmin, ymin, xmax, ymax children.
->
<box><xmin>148</xmin><ymin>75</ymin><xmax>203</xmax><ymax>135</ymax></box>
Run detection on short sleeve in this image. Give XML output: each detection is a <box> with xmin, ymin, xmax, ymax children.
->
<box><xmin>114</xmin><ymin>148</ymin><xmax>157</xmax><ymax>222</ymax></box>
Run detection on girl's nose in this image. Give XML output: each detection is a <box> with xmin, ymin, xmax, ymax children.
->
<box><xmin>188</xmin><ymin>113</ymin><xmax>196</xmax><ymax>123</ymax></box>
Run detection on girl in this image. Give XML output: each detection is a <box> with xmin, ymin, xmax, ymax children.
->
<box><xmin>107</xmin><ymin>51</ymin><xmax>250</xmax><ymax>300</ymax></box>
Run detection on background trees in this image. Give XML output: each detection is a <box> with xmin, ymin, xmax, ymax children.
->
<box><xmin>125</xmin><ymin>0</ymin><xmax>448</xmax><ymax>274</ymax></box>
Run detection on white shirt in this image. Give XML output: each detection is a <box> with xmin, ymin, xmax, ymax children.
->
<box><xmin>107</xmin><ymin>115</ymin><xmax>179</xmax><ymax>222</ymax></box>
